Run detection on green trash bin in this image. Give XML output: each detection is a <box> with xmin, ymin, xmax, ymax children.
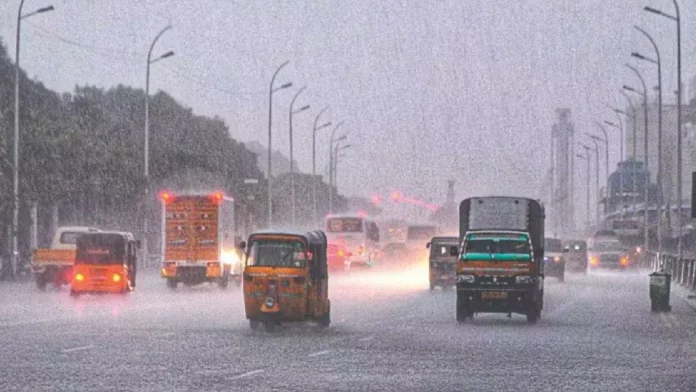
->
<box><xmin>649</xmin><ymin>271</ymin><xmax>672</xmax><ymax>312</ymax></box>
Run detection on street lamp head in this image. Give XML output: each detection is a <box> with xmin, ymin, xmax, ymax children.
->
<box><xmin>337</xmin><ymin>135</ymin><xmax>347</xmax><ymax>142</ymax></box>
<box><xmin>644</xmin><ymin>6</ymin><xmax>662</xmax><ymax>15</ymax></box>
<box><xmin>341</xmin><ymin>144</ymin><xmax>352</xmax><ymax>150</ymax></box>
<box><xmin>298</xmin><ymin>105</ymin><xmax>310</xmax><ymax>113</ymax></box>
<box><xmin>161</xmin><ymin>51</ymin><xmax>175</xmax><ymax>59</ymax></box>
<box><xmin>623</xmin><ymin>85</ymin><xmax>637</xmax><ymax>93</ymax></box>
<box><xmin>604</xmin><ymin>120</ymin><xmax>617</xmax><ymax>128</ymax></box>
<box><xmin>614</xmin><ymin>108</ymin><xmax>627</xmax><ymax>115</ymax></box>
<box><xmin>280</xmin><ymin>82</ymin><xmax>293</xmax><ymax>90</ymax></box>
<box><xmin>631</xmin><ymin>52</ymin><xmax>645</xmax><ymax>60</ymax></box>
<box><xmin>37</xmin><ymin>5</ymin><xmax>55</xmax><ymax>13</ymax></box>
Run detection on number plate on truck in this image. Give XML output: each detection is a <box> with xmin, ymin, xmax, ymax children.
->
<box><xmin>482</xmin><ymin>291</ymin><xmax>507</xmax><ymax>299</ymax></box>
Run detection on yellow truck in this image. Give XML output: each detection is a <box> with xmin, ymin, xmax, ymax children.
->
<box><xmin>159</xmin><ymin>191</ymin><xmax>241</xmax><ymax>289</ymax></box>
<box><xmin>31</xmin><ymin>226</ymin><xmax>100</xmax><ymax>289</ymax></box>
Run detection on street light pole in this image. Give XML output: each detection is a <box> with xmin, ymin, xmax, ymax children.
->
<box><xmin>633</xmin><ymin>25</ymin><xmax>663</xmax><ymax>254</ymax></box>
<box><xmin>332</xmin><ymin>144</ymin><xmax>351</xmax><ymax>199</ymax></box>
<box><xmin>312</xmin><ymin>107</ymin><xmax>331</xmax><ymax>226</ymax></box>
<box><xmin>645</xmin><ymin>0</ymin><xmax>683</xmax><ymax>260</ymax></box>
<box><xmin>624</xmin><ymin>62</ymin><xmax>649</xmax><ymax>253</ymax></box>
<box><xmin>588</xmin><ymin>139</ymin><xmax>600</xmax><ymax>225</ymax></box>
<box><xmin>620</xmin><ymin>90</ymin><xmax>638</xmax><ymax>214</ymax></box>
<box><xmin>328</xmin><ymin>122</ymin><xmax>346</xmax><ymax>215</ymax></box>
<box><xmin>576</xmin><ymin>151</ymin><xmax>590</xmax><ymax>230</ymax></box>
<box><xmin>267</xmin><ymin>61</ymin><xmax>292</xmax><ymax>229</ymax></box>
<box><xmin>288</xmin><ymin>86</ymin><xmax>309</xmax><ymax>228</ymax></box>
<box><xmin>594</xmin><ymin>121</ymin><xmax>611</xmax><ymax>213</ymax></box>
<box><xmin>12</xmin><ymin>1</ymin><xmax>54</xmax><ymax>280</ymax></box>
<box><xmin>143</xmin><ymin>25</ymin><xmax>174</xmax><ymax>266</ymax></box>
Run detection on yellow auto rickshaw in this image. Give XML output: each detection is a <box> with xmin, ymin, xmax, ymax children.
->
<box><xmin>240</xmin><ymin>230</ymin><xmax>330</xmax><ymax>331</ymax></box>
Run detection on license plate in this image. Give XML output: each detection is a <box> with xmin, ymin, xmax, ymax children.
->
<box><xmin>482</xmin><ymin>291</ymin><xmax>507</xmax><ymax>299</ymax></box>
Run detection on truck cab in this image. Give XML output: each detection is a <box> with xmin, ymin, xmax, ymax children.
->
<box><xmin>455</xmin><ymin>197</ymin><xmax>545</xmax><ymax>324</ymax></box>
<box><xmin>31</xmin><ymin>226</ymin><xmax>100</xmax><ymax>289</ymax></box>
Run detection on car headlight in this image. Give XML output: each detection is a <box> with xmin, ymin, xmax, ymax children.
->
<box><xmin>553</xmin><ymin>256</ymin><xmax>561</xmax><ymax>264</ymax></box>
<box><xmin>515</xmin><ymin>275</ymin><xmax>535</xmax><ymax>284</ymax></box>
<box><xmin>457</xmin><ymin>274</ymin><xmax>475</xmax><ymax>283</ymax></box>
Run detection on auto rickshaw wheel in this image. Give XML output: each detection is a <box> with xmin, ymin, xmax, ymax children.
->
<box><xmin>249</xmin><ymin>320</ymin><xmax>261</xmax><ymax>331</ymax></box>
<box><xmin>429</xmin><ymin>282</ymin><xmax>435</xmax><ymax>291</ymax></box>
<box><xmin>264</xmin><ymin>322</ymin><xmax>279</xmax><ymax>332</ymax></box>
<box><xmin>218</xmin><ymin>272</ymin><xmax>229</xmax><ymax>289</ymax></box>
<box><xmin>166</xmin><ymin>279</ymin><xmax>178</xmax><ymax>290</ymax></box>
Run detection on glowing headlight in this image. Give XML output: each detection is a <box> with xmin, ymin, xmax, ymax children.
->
<box><xmin>515</xmin><ymin>275</ymin><xmax>535</xmax><ymax>284</ymax></box>
<box><xmin>457</xmin><ymin>274</ymin><xmax>475</xmax><ymax>283</ymax></box>
<box><xmin>553</xmin><ymin>256</ymin><xmax>561</xmax><ymax>264</ymax></box>
<box><xmin>221</xmin><ymin>249</ymin><xmax>240</xmax><ymax>265</ymax></box>
<box><xmin>265</xmin><ymin>297</ymin><xmax>275</xmax><ymax>308</ymax></box>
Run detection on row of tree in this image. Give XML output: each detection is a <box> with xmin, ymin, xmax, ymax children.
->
<box><xmin>0</xmin><ymin>40</ymin><xmax>346</xmax><ymax>275</ymax></box>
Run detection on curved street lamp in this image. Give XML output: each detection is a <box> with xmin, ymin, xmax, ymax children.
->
<box><xmin>267</xmin><ymin>61</ymin><xmax>293</xmax><ymax>228</ymax></box>
<box><xmin>312</xmin><ymin>107</ymin><xmax>331</xmax><ymax>225</ymax></box>
<box><xmin>646</xmin><ymin>0</ymin><xmax>683</xmax><ymax>260</ymax></box>
<box><xmin>12</xmin><ymin>1</ymin><xmax>54</xmax><ymax>279</ymax></box>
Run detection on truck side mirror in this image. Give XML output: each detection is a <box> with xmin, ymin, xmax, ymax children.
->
<box><xmin>426</xmin><ymin>242</ymin><xmax>431</xmax><ymax>249</ymax></box>
<box><xmin>238</xmin><ymin>241</ymin><xmax>247</xmax><ymax>250</ymax></box>
<box><xmin>135</xmin><ymin>240</ymin><xmax>142</xmax><ymax>249</ymax></box>
<box><xmin>449</xmin><ymin>246</ymin><xmax>459</xmax><ymax>256</ymax></box>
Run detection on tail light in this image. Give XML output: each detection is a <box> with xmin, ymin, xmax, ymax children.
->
<box><xmin>74</xmin><ymin>273</ymin><xmax>85</xmax><ymax>282</ymax></box>
<box><xmin>358</xmin><ymin>246</ymin><xmax>365</xmax><ymax>255</ymax></box>
<box><xmin>337</xmin><ymin>250</ymin><xmax>344</xmax><ymax>257</ymax></box>
<box><xmin>620</xmin><ymin>256</ymin><xmax>629</xmax><ymax>266</ymax></box>
<box><xmin>590</xmin><ymin>257</ymin><xmax>599</xmax><ymax>266</ymax></box>
<box><xmin>112</xmin><ymin>273</ymin><xmax>121</xmax><ymax>282</ymax></box>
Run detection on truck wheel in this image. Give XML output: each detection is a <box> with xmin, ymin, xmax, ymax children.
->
<box><xmin>317</xmin><ymin>307</ymin><xmax>331</xmax><ymax>328</ymax></box>
<box><xmin>249</xmin><ymin>320</ymin><xmax>261</xmax><ymax>331</ymax></box>
<box><xmin>558</xmin><ymin>271</ymin><xmax>565</xmax><ymax>283</ymax></box>
<box><xmin>456</xmin><ymin>295</ymin><xmax>470</xmax><ymax>323</ymax></box>
<box><xmin>35</xmin><ymin>275</ymin><xmax>47</xmax><ymax>290</ymax></box>
<box><xmin>218</xmin><ymin>272</ymin><xmax>229</xmax><ymax>289</ymax></box>
<box><xmin>526</xmin><ymin>308</ymin><xmax>539</xmax><ymax>324</ymax></box>
<box><xmin>166</xmin><ymin>279</ymin><xmax>178</xmax><ymax>290</ymax></box>
<box><xmin>651</xmin><ymin>300</ymin><xmax>659</xmax><ymax>312</ymax></box>
<box><xmin>264</xmin><ymin>322</ymin><xmax>278</xmax><ymax>332</ymax></box>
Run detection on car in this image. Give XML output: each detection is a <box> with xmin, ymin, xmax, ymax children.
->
<box><xmin>544</xmin><ymin>237</ymin><xmax>565</xmax><ymax>282</ymax></box>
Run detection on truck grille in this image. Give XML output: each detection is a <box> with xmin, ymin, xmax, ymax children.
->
<box><xmin>476</xmin><ymin>276</ymin><xmax>514</xmax><ymax>287</ymax></box>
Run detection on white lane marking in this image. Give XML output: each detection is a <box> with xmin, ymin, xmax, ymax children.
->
<box><xmin>61</xmin><ymin>345</ymin><xmax>94</xmax><ymax>353</ymax></box>
<box><xmin>669</xmin><ymin>314</ymin><xmax>681</xmax><ymax>327</ymax></box>
<box><xmin>308</xmin><ymin>350</ymin><xmax>331</xmax><ymax>357</ymax></box>
<box><xmin>228</xmin><ymin>369</ymin><xmax>264</xmax><ymax>380</ymax></box>
<box><xmin>159</xmin><ymin>332</ymin><xmax>176</xmax><ymax>338</ymax></box>
<box><xmin>359</xmin><ymin>336</ymin><xmax>374</xmax><ymax>342</ymax></box>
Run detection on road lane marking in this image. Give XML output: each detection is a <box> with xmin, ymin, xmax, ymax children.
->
<box><xmin>228</xmin><ymin>369</ymin><xmax>264</xmax><ymax>380</ymax></box>
<box><xmin>669</xmin><ymin>314</ymin><xmax>681</xmax><ymax>327</ymax></box>
<box><xmin>61</xmin><ymin>345</ymin><xmax>94</xmax><ymax>353</ymax></box>
<box><xmin>308</xmin><ymin>350</ymin><xmax>331</xmax><ymax>357</ymax></box>
<box><xmin>0</xmin><ymin>317</ymin><xmax>75</xmax><ymax>328</ymax></box>
<box><xmin>660</xmin><ymin>313</ymin><xmax>673</xmax><ymax>328</ymax></box>
<box><xmin>359</xmin><ymin>336</ymin><xmax>374</xmax><ymax>342</ymax></box>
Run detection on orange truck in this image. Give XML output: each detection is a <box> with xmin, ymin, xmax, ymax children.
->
<box><xmin>31</xmin><ymin>226</ymin><xmax>100</xmax><ymax>290</ymax></box>
<box><xmin>159</xmin><ymin>191</ymin><xmax>241</xmax><ymax>289</ymax></box>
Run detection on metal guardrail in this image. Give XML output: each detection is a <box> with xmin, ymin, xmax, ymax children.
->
<box><xmin>651</xmin><ymin>252</ymin><xmax>696</xmax><ymax>292</ymax></box>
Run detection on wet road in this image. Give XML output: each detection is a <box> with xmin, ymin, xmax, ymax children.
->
<box><xmin>2</xmin><ymin>266</ymin><xmax>696</xmax><ymax>391</ymax></box>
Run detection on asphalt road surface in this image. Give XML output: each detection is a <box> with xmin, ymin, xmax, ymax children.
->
<box><xmin>2</xmin><ymin>265</ymin><xmax>695</xmax><ymax>392</ymax></box>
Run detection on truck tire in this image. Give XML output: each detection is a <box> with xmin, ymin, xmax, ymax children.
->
<box><xmin>249</xmin><ymin>320</ymin><xmax>261</xmax><ymax>331</ymax></box>
<box><xmin>35</xmin><ymin>274</ymin><xmax>47</xmax><ymax>290</ymax></box>
<box><xmin>526</xmin><ymin>310</ymin><xmax>538</xmax><ymax>324</ymax></box>
<box><xmin>558</xmin><ymin>270</ymin><xmax>565</xmax><ymax>283</ymax></box>
<box><xmin>166</xmin><ymin>279</ymin><xmax>178</xmax><ymax>290</ymax></box>
<box><xmin>218</xmin><ymin>272</ymin><xmax>229</xmax><ymax>289</ymax></box>
<box><xmin>456</xmin><ymin>295</ymin><xmax>470</xmax><ymax>323</ymax></box>
<box><xmin>317</xmin><ymin>307</ymin><xmax>331</xmax><ymax>328</ymax></box>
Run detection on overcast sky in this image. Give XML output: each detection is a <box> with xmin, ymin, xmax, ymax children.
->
<box><xmin>1</xmin><ymin>0</ymin><xmax>694</xmax><ymax>218</ymax></box>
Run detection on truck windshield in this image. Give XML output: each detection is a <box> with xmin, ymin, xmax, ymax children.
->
<box><xmin>248</xmin><ymin>239</ymin><xmax>307</xmax><ymax>268</ymax></box>
<box><xmin>430</xmin><ymin>242</ymin><xmax>457</xmax><ymax>258</ymax></box>
<box><xmin>465</xmin><ymin>239</ymin><xmax>530</xmax><ymax>255</ymax></box>
<box><xmin>75</xmin><ymin>234</ymin><xmax>125</xmax><ymax>265</ymax></box>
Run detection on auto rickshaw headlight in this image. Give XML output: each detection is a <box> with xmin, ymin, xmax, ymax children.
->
<box><xmin>265</xmin><ymin>297</ymin><xmax>275</xmax><ymax>308</ymax></box>
<box><xmin>515</xmin><ymin>275</ymin><xmax>535</xmax><ymax>284</ymax></box>
<box><xmin>457</xmin><ymin>274</ymin><xmax>475</xmax><ymax>283</ymax></box>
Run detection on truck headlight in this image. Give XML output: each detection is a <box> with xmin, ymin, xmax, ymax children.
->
<box><xmin>457</xmin><ymin>274</ymin><xmax>475</xmax><ymax>283</ymax></box>
<box><xmin>515</xmin><ymin>275</ymin><xmax>535</xmax><ymax>284</ymax></box>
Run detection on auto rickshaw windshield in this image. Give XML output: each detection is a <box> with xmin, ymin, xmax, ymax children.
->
<box><xmin>430</xmin><ymin>242</ymin><xmax>457</xmax><ymax>258</ymax></box>
<box><xmin>247</xmin><ymin>239</ymin><xmax>308</xmax><ymax>268</ymax></box>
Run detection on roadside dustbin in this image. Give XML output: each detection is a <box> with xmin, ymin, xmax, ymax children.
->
<box><xmin>649</xmin><ymin>271</ymin><xmax>672</xmax><ymax>312</ymax></box>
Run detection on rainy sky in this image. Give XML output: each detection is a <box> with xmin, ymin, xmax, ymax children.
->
<box><xmin>1</xmin><ymin>0</ymin><xmax>694</xmax><ymax>210</ymax></box>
